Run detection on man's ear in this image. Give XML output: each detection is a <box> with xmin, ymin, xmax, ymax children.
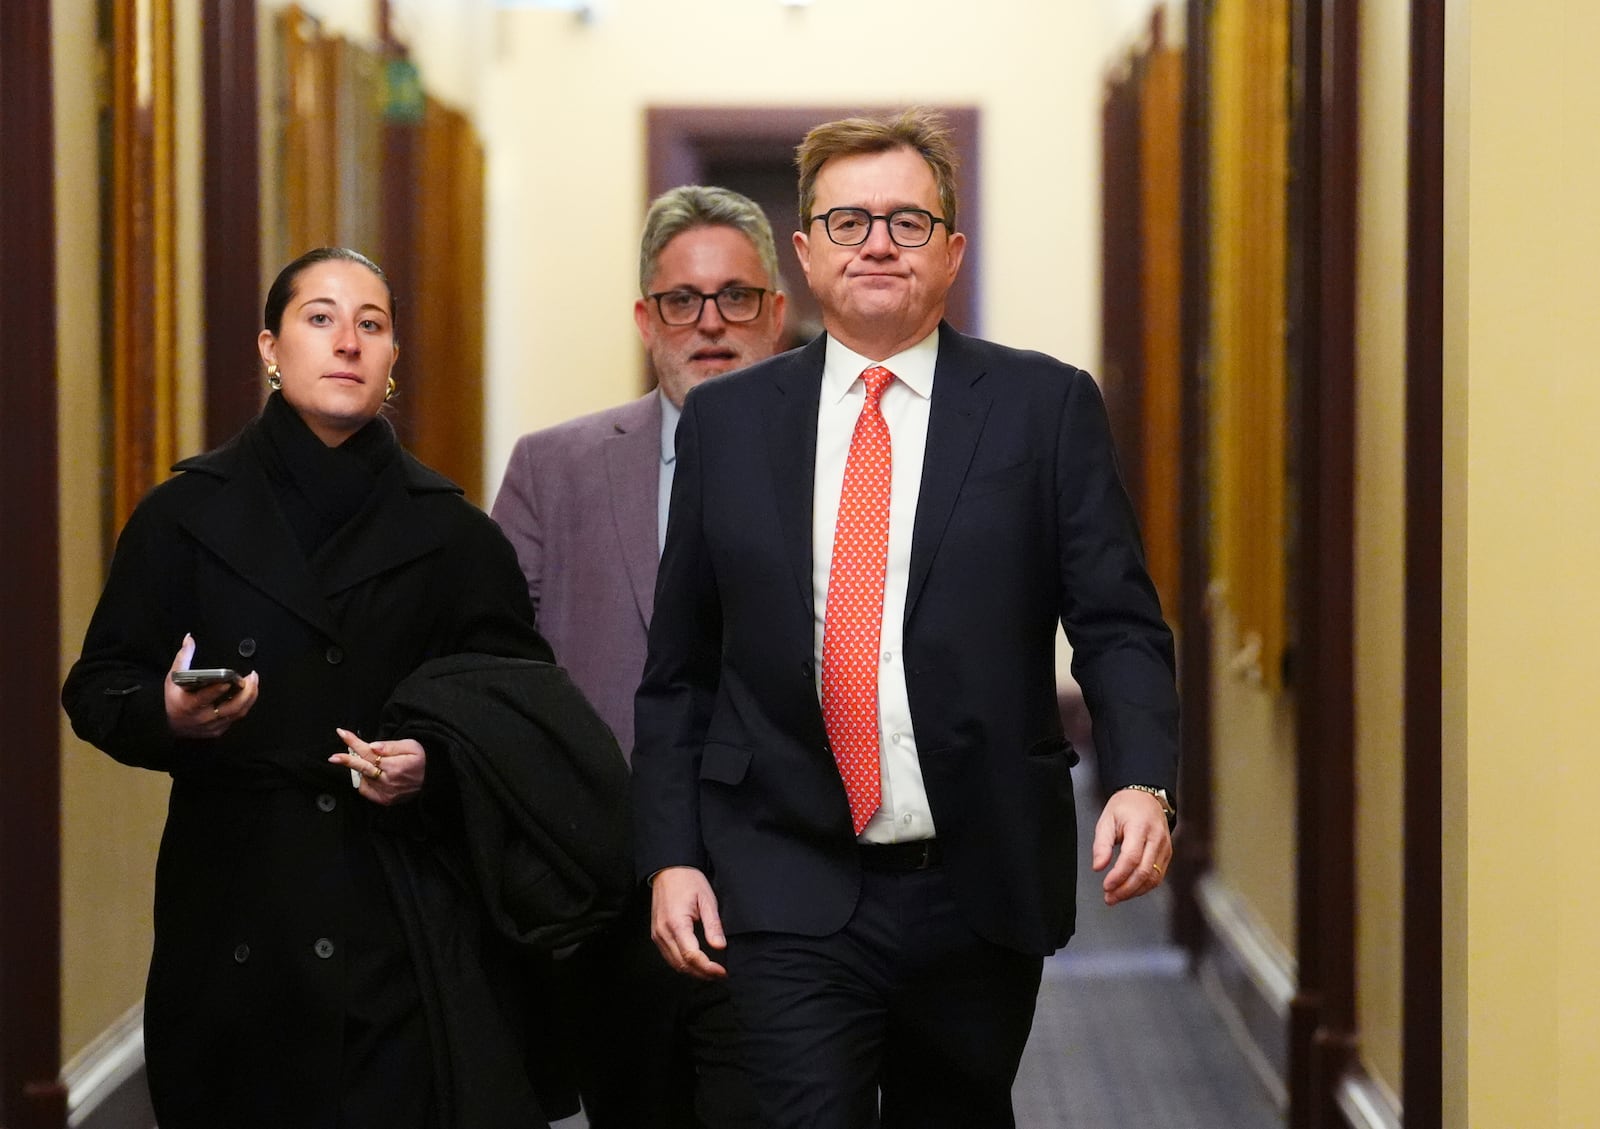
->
<box><xmin>792</xmin><ymin>230</ymin><xmax>813</xmax><ymax>283</ymax></box>
<box><xmin>769</xmin><ymin>290</ymin><xmax>788</xmax><ymax>341</ymax></box>
<box><xmin>943</xmin><ymin>231</ymin><xmax>967</xmax><ymax>285</ymax></box>
<box><xmin>633</xmin><ymin>297</ymin><xmax>654</xmax><ymax>348</ymax></box>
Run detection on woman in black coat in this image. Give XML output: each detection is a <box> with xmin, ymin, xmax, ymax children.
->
<box><xmin>63</xmin><ymin>248</ymin><xmax>574</xmax><ymax>1129</ymax></box>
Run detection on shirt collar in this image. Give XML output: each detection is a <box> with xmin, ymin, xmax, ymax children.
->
<box><xmin>659</xmin><ymin>389</ymin><xmax>681</xmax><ymax>465</ymax></box>
<box><xmin>820</xmin><ymin>327</ymin><xmax>940</xmax><ymax>404</ymax></box>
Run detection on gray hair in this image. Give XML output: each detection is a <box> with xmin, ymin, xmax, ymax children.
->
<box><xmin>638</xmin><ymin>185</ymin><xmax>782</xmax><ymax>296</ymax></box>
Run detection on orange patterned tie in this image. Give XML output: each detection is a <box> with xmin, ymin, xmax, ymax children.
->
<box><xmin>822</xmin><ymin>365</ymin><xmax>895</xmax><ymax>835</ymax></box>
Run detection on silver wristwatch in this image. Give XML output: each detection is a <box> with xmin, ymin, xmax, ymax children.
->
<box><xmin>1120</xmin><ymin>784</ymin><xmax>1176</xmax><ymax>827</ymax></box>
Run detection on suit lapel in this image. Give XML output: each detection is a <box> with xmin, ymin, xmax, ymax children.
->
<box><xmin>766</xmin><ymin>336</ymin><xmax>827</xmax><ymax>620</ymax></box>
<box><xmin>605</xmin><ymin>393</ymin><xmax>663</xmax><ymax>627</ymax></box>
<box><xmin>906</xmin><ymin>324</ymin><xmax>993</xmax><ymax>624</ymax></box>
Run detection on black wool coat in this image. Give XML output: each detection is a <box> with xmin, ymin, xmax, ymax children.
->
<box><xmin>62</xmin><ymin>415</ymin><xmax>564</xmax><ymax>1129</ymax></box>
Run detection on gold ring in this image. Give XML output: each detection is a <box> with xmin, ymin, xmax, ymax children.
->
<box><xmin>1152</xmin><ymin>862</ymin><xmax>1164</xmax><ymax>876</ymax></box>
<box><xmin>212</xmin><ymin>705</ymin><xmax>221</xmax><ymax>717</ymax></box>
<box><xmin>373</xmin><ymin>766</ymin><xmax>385</xmax><ymax>781</ymax></box>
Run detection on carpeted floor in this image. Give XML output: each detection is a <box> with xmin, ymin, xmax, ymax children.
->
<box><xmin>1007</xmin><ymin>762</ymin><xmax>1282</xmax><ymax>1129</ymax></box>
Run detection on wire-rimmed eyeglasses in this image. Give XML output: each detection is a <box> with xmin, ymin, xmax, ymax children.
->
<box><xmin>808</xmin><ymin>207</ymin><xmax>951</xmax><ymax>248</ymax></box>
<box><xmin>647</xmin><ymin>286</ymin><xmax>770</xmax><ymax>326</ymax></box>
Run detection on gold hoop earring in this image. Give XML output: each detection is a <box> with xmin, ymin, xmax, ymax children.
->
<box><xmin>385</xmin><ymin>376</ymin><xmax>397</xmax><ymax>402</ymax></box>
<box><xmin>266</xmin><ymin>363</ymin><xmax>282</xmax><ymax>391</ymax></box>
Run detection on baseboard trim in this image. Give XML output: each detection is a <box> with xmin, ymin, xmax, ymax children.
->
<box><xmin>1336</xmin><ymin>1064</ymin><xmax>1403</xmax><ymax>1129</ymax></box>
<box><xmin>1194</xmin><ymin>872</ymin><xmax>1295</xmax><ymax>1109</ymax></box>
<box><xmin>62</xmin><ymin>1003</ymin><xmax>154</xmax><ymax>1129</ymax></box>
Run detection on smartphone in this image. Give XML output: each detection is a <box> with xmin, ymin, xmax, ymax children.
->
<box><xmin>172</xmin><ymin>668</ymin><xmax>242</xmax><ymax>690</ymax></box>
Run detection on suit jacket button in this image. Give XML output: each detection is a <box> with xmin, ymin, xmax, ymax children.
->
<box><xmin>237</xmin><ymin>637</ymin><xmax>257</xmax><ymax>658</ymax></box>
<box><xmin>233</xmin><ymin>943</ymin><xmax>250</xmax><ymax>964</ymax></box>
<box><xmin>324</xmin><ymin>646</ymin><xmax>344</xmax><ymax>665</ymax></box>
<box><xmin>314</xmin><ymin>938</ymin><xmax>335</xmax><ymax>959</ymax></box>
<box><xmin>316</xmin><ymin>793</ymin><xmax>337</xmax><ymax>813</ymax></box>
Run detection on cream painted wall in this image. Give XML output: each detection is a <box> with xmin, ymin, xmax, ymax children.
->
<box><xmin>1451</xmin><ymin>1</ymin><xmax>1600</xmax><ymax>1125</ymax></box>
<box><xmin>479</xmin><ymin>2</ymin><xmax>1112</xmax><ymax>495</ymax></box>
<box><xmin>1352</xmin><ymin>0</ymin><xmax>1408</xmax><ymax>1104</ymax></box>
<box><xmin>1104</xmin><ymin>0</ymin><xmax>1185</xmax><ymax>55</ymax></box>
<box><xmin>1207</xmin><ymin>605</ymin><xmax>1297</xmax><ymax>948</ymax></box>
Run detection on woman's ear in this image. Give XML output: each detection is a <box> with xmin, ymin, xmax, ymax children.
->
<box><xmin>257</xmin><ymin>329</ymin><xmax>277</xmax><ymax>368</ymax></box>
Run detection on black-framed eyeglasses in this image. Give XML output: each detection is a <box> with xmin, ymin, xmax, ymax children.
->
<box><xmin>647</xmin><ymin>286</ymin><xmax>770</xmax><ymax>326</ymax></box>
<box><xmin>808</xmin><ymin>207</ymin><xmax>950</xmax><ymax>248</ymax></box>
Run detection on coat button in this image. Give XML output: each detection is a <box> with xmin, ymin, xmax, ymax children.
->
<box><xmin>314</xmin><ymin>938</ymin><xmax>335</xmax><ymax>959</ymax></box>
<box><xmin>233</xmin><ymin>943</ymin><xmax>250</xmax><ymax>964</ymax></box>
<box><xmin>237</xmin><ymin>637</ymin><xmax>257</xmax><ymax>658</ymax></box>
<box><xmin>316</xmin><ymin>793</ymin><xmax>336</xmax><ymax>813</ymax></box>
<box><xmin>324</xmin><ymin>646</ymin><xmax>344</xmax><ymax>665</ymax></box>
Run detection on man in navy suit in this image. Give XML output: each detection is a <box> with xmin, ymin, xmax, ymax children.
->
<box><xmin>493</xmin><ymin>185</ymin><xmax>786</xmax><ymax>1127</ymax></box>
<box><xmin>633</xmin><ymin>110</ymin><xmax>1181</xmax><ymax>1128</ymax></box>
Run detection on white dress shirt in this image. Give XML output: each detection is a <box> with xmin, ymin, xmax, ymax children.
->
<box><xmin>812</xmin><ymin>330</ymin><xmax>940</xmax><ymax>844</ymax></box>
<box><xmin>658</xmin><ymin>391</ymin><xmax>681</xmax><ymax>556</ymax></box>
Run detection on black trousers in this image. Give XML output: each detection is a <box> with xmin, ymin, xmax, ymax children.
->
<box><xmin>722</xmin><ymin>865</ymin><xmax>1044</xmax><ymax>1129</ymax></box>
<box><xmin>550</xmin><ymin>889</ymin><xmax>760</xmax><ymax>1129</ymax></box>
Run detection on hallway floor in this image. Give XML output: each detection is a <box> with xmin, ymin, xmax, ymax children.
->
<box><xmin>1010</xmin><ymin>763</ymin><xmax>1282</xmax><ymax>1128</ymax></box>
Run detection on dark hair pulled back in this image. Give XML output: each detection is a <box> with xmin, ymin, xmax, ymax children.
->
<box><xmin>262</xmin><ymin>247</ymin><xmax>396</xmax><ymax>338</ymax></box>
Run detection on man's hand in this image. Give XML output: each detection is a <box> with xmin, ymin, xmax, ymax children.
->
<box><xmin>1091</xmin><ymin>788</ymin><xmax>1173</xmax><ymax>906</ymax></box>
<box><xmin>649</xmin><ymin>866</ymin><xmax>728</xmax><ymax>980</ymax></box>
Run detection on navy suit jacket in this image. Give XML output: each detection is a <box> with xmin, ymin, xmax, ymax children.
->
<box><xmin>632</xmin><ymin>323</ymin><xmax>1178</xmax><ymax>956</ymax></box>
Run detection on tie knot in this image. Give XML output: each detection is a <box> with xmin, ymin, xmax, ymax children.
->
<box><xmin>860</xmin><ymin>366</ymin><xmax>895</xmax><ymax>403</ymax></box>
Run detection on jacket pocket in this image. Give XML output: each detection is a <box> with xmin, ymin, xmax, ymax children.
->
<box><xmin>1026</xmin><ymin>735</ymin><xmax>1081</xmax><ymax>768</ymax></box>
<box><xmin>699</xmin><ymin>742</ymin><xmax>753</xmax><ymax>786</ymax></box>
<box><xmin>959</xmin><ymin>459</ymin><xmax>1036</xmax><ymax>502</ymax></box>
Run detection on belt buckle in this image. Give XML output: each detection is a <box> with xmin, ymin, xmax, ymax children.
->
<box><xmin>913</xmin><ymin>840</ymin><xmax>934</xmax><ymax>870</ymax></box>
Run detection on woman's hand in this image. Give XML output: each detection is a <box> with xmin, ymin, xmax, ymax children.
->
<box><xmin>330</xmin><ymin>728</ymin><xmax>426</xmax><ymax>806</ymax></box>
<box><xmin>164</xmin><ymin>634</ymin><xmax>260</xmax><ymax>739</ymax></box>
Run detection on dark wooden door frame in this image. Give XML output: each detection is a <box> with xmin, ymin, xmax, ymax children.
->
<box><xmin>1403</xmin><ymin>0</ymin><xmax>1445</xmax><ymax>1125</ymax></box>
<box><xmin>1172</xmin><ymin>0</ymin><xmax>1217</xmax><ymax>960</ymax></box>
<box><xmin>0</xmin><ymin>1</ymin><xmax>69</xmax><ymax>1126</ymax></box>
<box><xmin>1100</xmin><ymin>59</ymin><xmax>1147</xmax><ymax>514</ymax></box>
<box><xmin>645</xmin><ymin>106</ymin><xmax>982</xmax><ymax>341</ymax></box>
<box><xmin>1286</xmin><ymin>0</ymin><xmax>1361</xmax><ymax>1125</ymax></box>
<box><xmin>203</xmin><ymin>0</ymin><xmax>264</xmax><ymax>447</ymax></box>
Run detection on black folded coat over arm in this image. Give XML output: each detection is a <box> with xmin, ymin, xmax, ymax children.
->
<box><xmin>371</xmin><ymin>654</ymin><xmax>634</xmax><ymax>1129</ymax></box>
<box><xmin>381</xmin><ymin>652</ymin><xmax>634</xmax><ymax>953</ymax></box>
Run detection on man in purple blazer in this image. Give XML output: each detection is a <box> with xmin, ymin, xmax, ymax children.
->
<box><xmin>492</xmin><ymin>185</ymin><xmax>786</xmax><ymax>1128</ymax></box>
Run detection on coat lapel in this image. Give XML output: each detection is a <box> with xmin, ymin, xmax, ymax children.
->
<box><xmin>178</xmin><ymin>443</ymin><xmax>342</xmax><ymax>638</ymax></box>
<box><xmin>178</xmin><ymin>435</ymin><xmax>458</xmax><ymax>637</ymax></box>
<box><xmin>906</xmin><ymin>324</ymin><xmax>993</xmax><ymax>624</ymax></box>
<box><xmin>313</xmin><ymin>454</ymin><xmax>452</xmax><ymax>598</ymax></box>
<box><xmin>604</xmin><ymin>393</ymin><xmax>663</xmax><ymax>627</ymax></box>
<box><xmin>765</xmin><ymin>336</ymin><xmax>827</xmax><ymax>620</ymax></box>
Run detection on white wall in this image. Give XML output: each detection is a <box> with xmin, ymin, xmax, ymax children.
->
<box><xmin>479</xmin><ymin>1</ymin><xmax>1146</xmax><ymax>492</ymax></box>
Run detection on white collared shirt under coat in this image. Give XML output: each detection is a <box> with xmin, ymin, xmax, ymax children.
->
<box><xmin>811</xmin><ymin>329</ymin><xmax>940</xmax><ymax>845</ymax></box>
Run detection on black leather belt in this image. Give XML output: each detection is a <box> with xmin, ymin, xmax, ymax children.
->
<box><xmin>858</xmin><ymin>839</ymin><xmax>942</xmax><ymax>872</ymax></box>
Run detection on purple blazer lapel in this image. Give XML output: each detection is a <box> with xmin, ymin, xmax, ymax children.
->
<box><xmin>604</xmin><ymin>393</ymin><xmax>663</xmax><ymax>626</ymax></box>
